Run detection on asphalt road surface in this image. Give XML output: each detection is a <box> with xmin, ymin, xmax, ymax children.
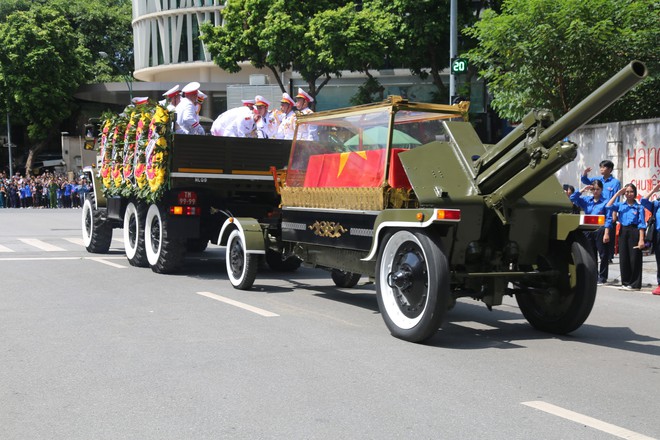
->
<box><xmin>1</xmin><ymin>209</ymin><xmax>659</xmax><ymax>439</ymax></box>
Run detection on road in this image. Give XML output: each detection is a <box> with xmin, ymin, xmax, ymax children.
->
<box><xmin>1</xmin><ymin>209</ymin><xmax>659</xmax><ymax>440</ymax></box>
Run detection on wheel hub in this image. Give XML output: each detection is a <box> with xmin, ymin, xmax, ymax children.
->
<box><xmin>388</xmin><ymin>244</ymin><xmax>428</xmax><ymax>318</ymax></box>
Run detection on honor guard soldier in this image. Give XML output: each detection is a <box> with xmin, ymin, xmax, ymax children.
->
<box><xmin>196</xmin><ymin>91</ymin><xmax>207</xmax><ymax>115</ymax></box>
<box><xmin>295</xmin><ymin>88</ymin><xmax>317</xmax><ymax>140</ymax></box>
<box><xmin>175</xmin><ymin>82</ymin><xmax>205</xmax><ymax>135</ymax></box>
<box><xmin>274</xmin><ymin>93</ymin><xmax>296</xmax><ymax>140</ymax></box>
<box><xmin>159</xmin><ymin>85</ymin><xmax>180</xmax><ymax>111</ymax></box>
<box><xmin>211</xmin><ymin>99</ymin><xmax>255</xmax><ymax>137</ymax></box>
<box><xmin>253</xmin><ymin>96</ymin><xmax>278</xmax><ymax>139</ymax></box>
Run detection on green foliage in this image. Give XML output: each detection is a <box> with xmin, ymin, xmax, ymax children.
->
<box><xmin>464</xmin><ymin>0</ymin><xmax>659</xmax><ymax>122</ymax></box>
<box><xmin>0</xmin><ymin>6</ymin><xmax>91</xmax><ymax>141</ymax></box>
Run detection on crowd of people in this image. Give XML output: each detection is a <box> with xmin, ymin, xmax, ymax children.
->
<box><xmin>0</xmin><ymin>171</ymin><xmax>90</xmax><ymax>209</ymax></box>
<box><xmin>566</xmin><ymin>159</ymin><xmax>660</xmax><ymax>295</ymax></box>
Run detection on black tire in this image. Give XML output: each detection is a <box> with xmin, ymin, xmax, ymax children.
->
<box><xmin>376</xmin><ymin>230</ymin><xmax>449</xmax><ymax>342</ymax></box>
<box><xmin>265</xmin><ymin>249</ymin><xmax>301</xmax><ymax>272</ymax></box>
<box><xmin>144</xmin><ymin>203</ymin><xmax>185</xmax><ymax>274</ymax></box>
<box><xmin>81</xmin><ymin>196</ymin><xmax>112</xmax><ymax>253</ymax></box>
<box><xmin>123</xmin><ymin>201</ymin><xmax>149</xmax><ymax>267</ymax></box>
<box><xmin>226</xmin><ymin>229</ymin><xmax>258</xmax><ymax>290</ymax></box>
<box><xmin>515</xmin><ymin>233</ymin><xmax>597</xmax><ymax>334</ymax></box>
<box><xmin>331</xmin><ymin>269</ymin><xmax>361</xmax><ymax>288</ymax></box>
<box><xmin>186</xmin><ymin>238</ymin><xmax>209</xmax><ymax>253</ymax></box>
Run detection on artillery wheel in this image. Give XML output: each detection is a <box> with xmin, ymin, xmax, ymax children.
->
<box><xmin>515</xmin><ymin>233</ymin><xmax>597</xmax><ymax>334</ymax></box>
<box><xmin>331</xmin><ymin>269</ymin><xmax>361</xmax><ymax>288</ymax></box>
<box><xmin>144</xmin><ymin>203</ymin><xmax>185</xmax><ymax>274</ymax></box>
<box><xmin>265</xmin><ymin>250</ymin><xmax>301</xmax><ymax>272</ymax></box>
<box><xmin>226</xmin><ymin>229</ymin><xmax>258</xmax><ymax>290</ymax></box>
<box><xmin>81</xmin><ymin>195</ymin><xmax>112</xmax><ymax>253</ymax></box>
<box><xmin>123</xmin><ymin>201</ymin><xmax>149</xmax><ymax>267</ymax></box>
<box><xmin>376</xmin><ymin>230</ymin><xmax>449</xmax><ymax>343</ymax></box>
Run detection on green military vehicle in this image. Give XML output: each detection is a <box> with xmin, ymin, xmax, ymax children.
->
<box><xmin>81</xmin><ymin>104</ymin><xmax>291</xmax><ymax>274</ymax></box>
<box><xmin>219</xmin><ymin>61</ymin><xmax>648</xmax><ymax>342</ymax></box>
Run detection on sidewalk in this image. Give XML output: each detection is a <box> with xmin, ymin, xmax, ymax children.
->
<box><xmin>603</xmin><ymin>253</ymin><xmax>658</xmax><ymax>292</ymax></box>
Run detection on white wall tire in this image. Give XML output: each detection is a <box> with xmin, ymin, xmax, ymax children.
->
<box><xmin>123</xmin><ymin>201</ymin><xmax>148</xmax><ymax>267</ymax></box>
<box><xmin>144</xmin><ymin>203</ymin><xmax>185</xmax><ymax>273</ymax></box>
<box><xmin>81</xmin><ymin>196</ymin><xmax>112</xmax><ymax>253</ymax></box>
<box><xmin>226</xmin><ymin>229</ymin><xmax>258</xmax><ymax>290</ymax></box>
<box><xmin>376</xmin><ymin>230</ymin><xmax>449</xmax><ymax>342</ymax></box>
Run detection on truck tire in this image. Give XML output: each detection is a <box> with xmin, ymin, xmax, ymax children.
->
<box><xmin>265</xmin><ymin>250</ymin><xmax>301</xmax><ymax>272</ymax></box>
<box><xmin>123</xmin><ymin>201</ymin><xmax>149</xmax><ymax>267</ymax></box>
<box><xmin>226</xmin><ymin>229</ymin><xmax>258</xmax><ymax>290</ymax></box>
<box><xmin>144</xmin><ymin>203</ymin><xmax>185</xmax><ymax>274</ymax></box>
<box><xmin>515</xmin><ymin>233</ymin><xmax>597</xmax><ymax>334</ymax></box>
<box><xmin>376</xmin><ymin>230</ymin><xmax>449</xmax><ymax>343</ymax></box>
<box><xmin>331</xmin><ymin>269</ymin><xmax>361</xmax><ymax>288</ymax></box>
<box><xmin>81</xmin><ymin>196</ymin><xmax>112</xmax><ymax>254</ymax></box>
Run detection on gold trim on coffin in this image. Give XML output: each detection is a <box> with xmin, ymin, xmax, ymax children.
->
<box><xmin>280</xmin><ymin>185</ymin><xmax>418</xmax><ymax>211</ymax></box>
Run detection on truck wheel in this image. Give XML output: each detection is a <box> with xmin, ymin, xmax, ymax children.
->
<box><xmin>81</xmin><ymin>196</ymin><xmax>112</xmax><ymax>253</ymax></box>
<box><xmin>226</xmin><ymin>229</ymin><xmax>258</xmax><ymax>290</ymax></box>
<box><xmin>123</xmin><ymin>201</ymin><xmax>149</xmax><ymax>267</ymax></box>
<box><xmin>265</xmin><ymin>250</ymin><xmax>301</xmax><ymax>272</ymax></box>
<box><xmin>515</xmin><ymin>233</ymin><xmax>597</xmax><ymax>334</ymax></box>
<box><xmin>331</xmin><ymin>269</ymin><xmax>361</xmax><ymax>288</ymax></box>
<box><xmin>144</xmin><ymin>203</ymin><xmax>185</xmax><ymax>274</ymax></box>
<box><xmin>376</xmin><ymin>230</ymin><xmax>449</xmax><ymax>343</ymax></box>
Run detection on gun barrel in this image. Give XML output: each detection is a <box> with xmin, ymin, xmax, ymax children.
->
<box><xmin>539</xmin><ymin>61</ymin><xmax>648</xmax><ymax>147</ymax></box>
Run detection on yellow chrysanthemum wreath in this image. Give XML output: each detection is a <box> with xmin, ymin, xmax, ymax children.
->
<box><xmin>144</xmin><ymin>105</ymin><xmax>171</xmax><ymax>203</ymax></box>
<box><xmin>133</xmin><ymin>111</ymin><xmax>153</xmax><ymax>193</ymax></box>
<box><xmin>99</xmin><ymin>119</ymin><xmax>113</xmax><ymax>189</ymax></box>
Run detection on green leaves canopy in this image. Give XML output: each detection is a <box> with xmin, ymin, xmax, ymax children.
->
<box><xmin>0</xmin><ymin>6</ymin><xmax>91</xmax><ymax>141</ymax></box>
<box><xmin>464</xmin><ymin>0</ymin><xmax>659</xmax><ymax>122</ymax></box>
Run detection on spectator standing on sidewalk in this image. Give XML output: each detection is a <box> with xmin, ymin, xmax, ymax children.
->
<box><xmin>570</xmin><ymin>180</ymin><xmax>611</xmax><ymax>284</ymax></box>
<box><xmin>640</xmin><ymin>182</ymin><xmax>660</xmax><ymax>295</ymax></box>
<box><xmin>582</xmin><ymin>160</ymin><xmax>621</xmax><ymax>261</ymax></box>
<box><xmin>605</xmin><ymin>184</ymin><xmax>646</xmax><ymax>290</ymax></box>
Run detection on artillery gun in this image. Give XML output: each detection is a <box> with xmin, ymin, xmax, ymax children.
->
<box><xmin>219</xmin><ymin>61</ymin><xmax>648</xmax><ymax>342</ymax></box>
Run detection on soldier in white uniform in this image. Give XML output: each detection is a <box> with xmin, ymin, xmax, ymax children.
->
<box><xmin>159</xmin><ymin>85</ymin><xmax>180</xmax><ymax>111</ymax></box>
<box><xmin>210</xmin><ymin>99</ymin><xmax>255</xmax><ymax>137</ymax></box>
<box><xmin>253</xmin><ymin>96</ymin><xmax>278</xmax><ymax>139</ymax></box>
<box><xmin>274</xmin><ymin>93</ymin><xmax>296</xmax><ymax>140</ymax></box>
<box><xmin>294</xmin><ymin>88</ymin><xmax>317</xmax><ymax>140</ymax></box>
<box><xmin>196</xmin><ymin>91</ymin><xmax>207</xmax><ymax>115</ymax></box>
<box><xmin>175</xmin><ymin>82</ymin><xmax>205</xmax><ymax>135</ymax></box>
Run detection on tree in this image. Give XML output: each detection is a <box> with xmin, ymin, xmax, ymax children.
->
<box><xmin>201</xmin><ymin>0</ymin><xmax>358</xmax><ymax>101</ymax></box>
<box><xmin>368</xmin><ymin>0</ymin><xmax>477</xmax><ymax>103</ymax></box>
<box><xmin>464</xmin><ymin>0</ymin><xmax>659</xmax><ymax>122</ymax></box>
<box><xmin>0</xmin><ymin>6</ymin><xmax>91</xmax><ymax>175</ymax></box>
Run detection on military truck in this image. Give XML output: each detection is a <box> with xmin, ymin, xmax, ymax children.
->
<box><xmin>81</xmin><ymin>104</ymin><xmax>292</xmax><ymax>274</ymax></box>
<box><xmin>220</xmin><ymin>61</ymin><xmax>648</xmax><ymax>342</ymax></box>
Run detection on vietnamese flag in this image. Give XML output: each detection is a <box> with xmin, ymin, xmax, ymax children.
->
<box><xmin>303</xmin><ymin>150</ymin><xmax>386</xmax><ymax>187</ymax></box>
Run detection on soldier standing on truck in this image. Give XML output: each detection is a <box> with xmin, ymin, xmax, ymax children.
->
<box><xmin>294</xmin><ymin>88</ymin><xmax>317</xmax><ymax>140</ymax></box>
<box><xmin>176</xmin><ymin>82</ymin><xmax>205</xmax><ymax>135</ymax></box>
<box><xmin>274</xmin><ymin>93</ymin><xmax>296</xmax><ymax>140</ymax></box>
<box><xmin>210</xmin><ymin>99</ymin><xmax>255</xmax><ymax>137</ymax></box>
<box><xmin>159</xmin><ymin>85</ymin><xmax>180</xmax><ymax>111</ymax></box>
<box><xmin>253</xmin><ymin>96</ymin><xmax>278</xmax><ymax>139</ymax></box>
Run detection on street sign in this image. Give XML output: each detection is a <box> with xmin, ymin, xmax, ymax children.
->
<box><xmin>451</xmin><ymin>58</ymin><xmax>468</xmax><ymax>74</ymax></box>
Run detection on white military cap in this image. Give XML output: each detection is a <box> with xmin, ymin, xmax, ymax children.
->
<box><xmin>181</xmin><ymin>81</ymin><xmax>200</xmax><ymax>94</ymax></box>
<box><xmin>295</xmin><ymin>88</ymin><xmax>313</xmax><ymax>103</ymax></box>
<box><xmin>281</xmin><ymin>93</ymin><xmax>295</xmax><ymax>106</ymax></box>
<box><xmin>163</xmin><ymin>85</ymin><xmax>180</xmax><ymax>98</ymax></box>
<box><xmin>254</xmin><ymin>95</ymin><xmax>270</xmax><ymax>107</ymax></box>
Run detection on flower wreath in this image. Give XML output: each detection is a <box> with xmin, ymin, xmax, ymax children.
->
<box><xmin>105</xmin><ymin>120</ymin><xmax>126</xmax><ymax>195</ymax></box>
<box><xmin>134</xmin><ymin>111</ymin><xmax>153</xmax><ymax>193</ymax></box>
<box><xmin>99</xmin><ymin>119</ymin><xmax>113</xmax><ymax>188</ymax></box>
<box><xmin>145</xmin><ymin>105</ymin><xmax>171</xmax><ymax>202</ymax></box>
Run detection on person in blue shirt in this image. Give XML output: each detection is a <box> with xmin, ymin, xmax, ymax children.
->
<box><xmin>605</xmin><ymin>183</ymin><xmax>646</xmax><ymax>290</ymax></box>
<box><xmin>640</xmin><ymin>182</ymin><xmax>660</xmax><ymax>295</ymax></box>
<box><xmin>570</xmin><ymin>180</ymin><xmax>610</xmax><ymax>284</ymax></box>
<box><xmin>582</xmin><ymin>160</ymin><xmax>621</xmax><ymax>262</ymax></box>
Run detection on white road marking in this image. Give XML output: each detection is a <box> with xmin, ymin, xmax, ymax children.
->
<box><xmin>498</xmin><ymin>319</ymin><xmax>528</xmax><ymax>325</ymax></box>
<box><xmin>0</xmin><ymin>244</ymin><xmax>15</xmax><ymax>253</ymax></box>
<box><xmin>522</xmin><ymin>401</ymin><xmax>657</xmax><ymax>440</ymax></box>
<box><xmin>87</xmin><ymin>257</ymin><xmax>126</xmax><ymax>268</ymax></box>
<box><xmin>0</xmin><ymin>256</ymin><xmax>125</xmax><ymax>262</ymax></box>
<box><xmin>195</xmin><ymin>291</ymin><xmax>279</xmax><ymax>317</ymax></box>
<box><xmin>63</xmin><ymin>237</ymin><xmax>85</xmax><ymax>246</ymax></box>
<box><xmin>451</xmin><ymin>321</ymin><xmax>500</xmax><ymax>331</ymax></box>
<box><xmin>18</xmin><ymin>238</ymin><xmax>66</xmax><ymax>252</ymax></box>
